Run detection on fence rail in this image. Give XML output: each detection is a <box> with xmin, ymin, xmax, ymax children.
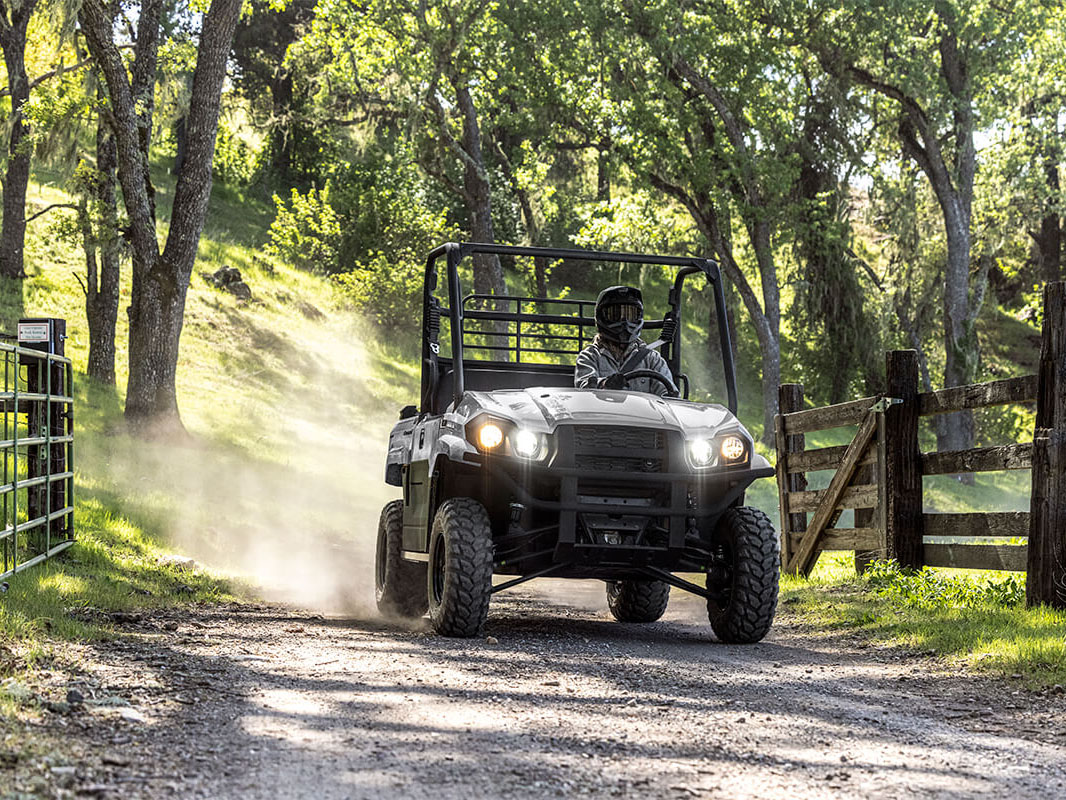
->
<box><xmin>774</xmin><ymin>282</ymin><xmax>1066</xmax><ymax>609</ymax></box>
<box><xmin>0</xmin><ymin>319</ymin><xmax>74</xmax><ymax>582</ymax></box>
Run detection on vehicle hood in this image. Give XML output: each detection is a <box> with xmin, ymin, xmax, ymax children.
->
<box><xmin>457</xmin><ymin>386</ymin><xmax>740</xmax><ymax>437</ymax></box>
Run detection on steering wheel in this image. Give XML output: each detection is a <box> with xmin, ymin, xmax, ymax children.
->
<box><xmin>622</xmin><ymin>369</ymin><xmax>680</xmax><ymax>398</ymax></box>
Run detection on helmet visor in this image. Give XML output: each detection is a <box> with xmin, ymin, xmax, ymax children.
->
<box><xmin>601</xmin><ymin>303</ymin><xmax>642</xmax><ymax>323</ymax></box>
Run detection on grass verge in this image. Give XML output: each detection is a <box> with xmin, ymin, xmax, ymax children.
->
<box><xmin>783</xmin><ymin>554</ymin><xmax>1066</xmax><ymax>688</ymax></box>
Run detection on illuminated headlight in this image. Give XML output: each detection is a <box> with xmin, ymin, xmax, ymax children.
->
<box><xmin>719</xmin><ymin>435</ymin><xmax>746</xmax><ymax>463</ymax></box>
<box><xmin>688</xmin><ymin>438</ymin><xmax>715</xmax><ymax>468</ymax></box>
<box><xmin>477</xmin><ymin>423</ymin><xmax>504</xmax><ymax>450</ymax></box>
<box><xmin>512</xmin><ymin>429</ymin><xmax>543</xmax><ymax>459</ymax></box>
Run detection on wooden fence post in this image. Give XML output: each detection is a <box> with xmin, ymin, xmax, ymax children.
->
<box><xmin>776</xmin><ymin>384</ymin><xmax>806</xmax><ymax>570</ymax></box>
<box><xmin>884</xmin><ymin>350</ymin><xmax>923</xmax><ymax>568</ymax></box>
<box><xmin>1027</xmin><ymin>281</ymin><xmax>1066</xmax><ymax>609</ymax></box>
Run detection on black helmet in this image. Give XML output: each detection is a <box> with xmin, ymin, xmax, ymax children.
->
<box><xmin>595</xmin><ymin>285</ymin><xmax>643</xmax><ymax>346</ymax></box>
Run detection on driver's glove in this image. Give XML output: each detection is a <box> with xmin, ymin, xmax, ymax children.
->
<box><xmin>598</xmin><ymin>372</ymin><xmax>627</xmax><ymax>390</ymax></box>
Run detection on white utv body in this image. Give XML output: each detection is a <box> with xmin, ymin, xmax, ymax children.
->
<box><xmin>376</xmin><ymin>243</ymin><xmax>779</xmax><ymax>642</ymax></box>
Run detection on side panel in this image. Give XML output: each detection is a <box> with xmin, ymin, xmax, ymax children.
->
<box><xmin>402</xmin><ymin>460</ymin><xmax>433</xmax><ymax>551</ymax></box>
<box><xmin>402</xmin><ymin>418</ymin><xmax>442</xmax><ymax>551</ymax></box>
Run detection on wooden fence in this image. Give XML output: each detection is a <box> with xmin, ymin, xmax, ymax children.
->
<box><xmin>774</xmin><ymin>281</ymin><xmax>1066</xmax><ymax>609</ymax></box>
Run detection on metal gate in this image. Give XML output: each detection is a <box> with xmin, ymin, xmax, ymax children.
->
<box><xmin>0</xmin><ymin>319</ymin><xmax>74</xmax><ymax>581</ymax></box>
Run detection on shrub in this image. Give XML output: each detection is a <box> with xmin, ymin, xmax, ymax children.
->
<box><xmin>327</xmin><ymin>148</ymin><xmax>455</xmax><ymax>328</ymax></box>
<box><xmin>332</xmin><ymin>253</ymin><xmax>423</xmax><ymax>330</ymax></box>
<box><xmin>212</xmin><ymin>120</ymin><xmax>256</xmax><ymax>187</ymax></box>
<box><xmin>863</xmin><ymin>559</ymin><xmax>1026</xmax><ymax>609</ymax></box>
<box><xmin>265</xmin><ymin>184</ymin><xmax>343</xmax><ymax>274</ymax></box>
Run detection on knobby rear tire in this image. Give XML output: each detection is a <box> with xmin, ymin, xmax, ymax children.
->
<box><xmin>706</xmin><ymin>506</ymin><xmax>779</xmax><ymax>644</ymax></box>
<box><xmin>375</xmin><ymin>500</ymin><xmax>428</xmax><ymax>618</ymax></box>
<box><xmin>606</xmin><ymin>580</ymin><xmax>670</xmax><ymax>622</ymax></box>
<box><xmin>427</xmin><ymin>498</ymin><xmax>494</xmax><ymax>637</ymax></box>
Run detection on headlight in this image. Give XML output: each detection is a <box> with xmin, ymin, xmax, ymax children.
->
<box><xmin>467</xmin><ymin>418</ymin><xmax>550</xmax><ymax>460</ymax></box>
<box><xmin>720</xmin><ymin>435</ymin><xmax>746</xmax><ymax>463</ymax></box>
<box><xmin>512</xmin><ymin>429</ymin><xmax>542</xmax><ymax>459</ymax></box>
<box><xmin>477</xmin><ymin>422</ymin><xmax>504</xmax><ymax>450</ymax></box>
<box><xmin>688</xmin><ymin>438</ymin><xmax>715</xmax><ymax>467</ymax></box>
<box><xmin>687</xmin><ymin>434</ymin><xmax>749</xmax><ymax>469</ymax></box>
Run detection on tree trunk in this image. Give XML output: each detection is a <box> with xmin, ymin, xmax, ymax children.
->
<box><xmin>82</xmin><ymin>0</ymin><xmax>243</xmax><ymax>432</ymax></box>
<box><xmin>452</xmin><ymin>79</ymin><xmax>505</xmax><ymax>299</ymax></box>
<box><xmin>646</xmin><ymin>171</ymin><xmax>780</xmax><ymax>443</ymax></box>
<box><xmin>261</xmin><ymin>72</ymin><xmax>296</xmax><ymax>184</ymax></box>
<box><xmin>0</xmin><ymin>6</ymin><xmax>36</xmax><ymax>279</ymax></box>
<box><xmin>699</xmin><ymin>206</ymin><xmax>779</xmax><ymax>442</ymax></box>
<box><xmin>832</xmin><ymin>14</ymin><xmax>982</xmax><ymax>459</ymax></box>
<box><xmin>493</xmin><ymin>137</ymin><xmax>548</xmax><ymax>297</ymax></box>
<box><xmin>597</xmin><ymin>147</ymin><xmax>610</xmax><ymax>203</ymax></box>
<box><xmin>937</xmin><ymin>200</ymin><xmax>978</xmax><ymax>459</ymax></box>
<box><xmin>173</xmin><ymin>115</ymin><xmax>187</xmax><ymax>179</ymax></box>
<box><xmin>1033</xmin><ymin>158</ymin><xmax>1062</xmax><ymax>285</ymax></box>
<box><xmin>126</xmin><ymin>0</ymin><xmax>243</xmax><ymax>429</ymax></box>
<box><xmin>85</xmin><ymin>117</ymin><xmax>121</xmax><ymax>385</ymax></box>
<box><xmin>133</xmin><ymin>0</ymin><xmax>163</xmax><ymax>223</ymax></box>
<box><xmin>713</xmin><ymin>226</ymin><xmax>779</xmax><ymax>442</ymax></box>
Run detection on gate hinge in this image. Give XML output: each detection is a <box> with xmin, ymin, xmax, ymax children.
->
<box><xmin>871</xmin><ymin>397</ymin><xmax>902</xmax><ymax>413</ymax></box>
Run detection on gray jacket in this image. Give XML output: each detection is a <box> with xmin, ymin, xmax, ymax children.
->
<box><xmin>574</xmin><ymin>336</ymin><xmax>675</xmax><ymax>396</ymax></box>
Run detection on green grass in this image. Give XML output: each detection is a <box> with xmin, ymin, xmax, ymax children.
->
<box><xmin>783</xmin><ymin>554</ymin><xmax>1066</xmax><ymax>687</ymax></box>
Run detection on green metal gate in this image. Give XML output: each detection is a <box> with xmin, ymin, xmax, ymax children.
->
<box><xmin>0</xmin><ymin>319</ymin><xmax>74</xmax><ymax>581</ymax></box>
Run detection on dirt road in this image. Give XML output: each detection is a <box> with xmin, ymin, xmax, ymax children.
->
<box><xmin>8</xmin><ymin>585</ymin><xmax>1066</xmax><ymax>799</ymax></box>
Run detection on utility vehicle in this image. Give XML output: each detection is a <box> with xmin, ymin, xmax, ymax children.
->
<box><xmin>376</xmin><ymin>242</ymin><xmax>779</xmax><ymax>642</ymax></box>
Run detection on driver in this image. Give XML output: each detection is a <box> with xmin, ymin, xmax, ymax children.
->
<box><xmin>574</xmin><ymin>285</ymin><xmax>675</xmax><ymax>396</ymax></box>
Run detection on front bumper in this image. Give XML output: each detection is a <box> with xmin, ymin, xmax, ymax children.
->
<box><xmin>468</xmin><ymin>448</ymin><xmax>774</xmax><ymax>575</ymax></box>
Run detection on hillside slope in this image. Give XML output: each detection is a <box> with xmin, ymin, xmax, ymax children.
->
<box><xmin>2</xmin><ymin>178</ymin><xmax>422</xmax><ymax>677</ymax></box>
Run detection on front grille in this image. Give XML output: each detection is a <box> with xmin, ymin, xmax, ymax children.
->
<box><xmin>576</xmin><ymin>454</ymin><xmax>663</xmax><ymax>473</ymax></box>
<box><xmin>572</xmin><ymin>425</ymin><xmax>664</xmax><ymax>451</ymax></box>
<box><xmin>570</xmin><ymin>425</ymin><xmax>666</xmax><ymax>473</ymax></box>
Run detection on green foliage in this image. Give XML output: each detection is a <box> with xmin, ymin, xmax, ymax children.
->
<box><xmin>268</xmin><ymin>146</ymin><xmax>455</xmax><ymax>327</ymax></box>
<box><xmin>212</xmin><ymin>118</ymin><xmax>257</xmax><ymax>186</ymax></box>
<box><xmin>21</xmin><ymin>62</ymin><xmax>91</xmax><ymax>171</ymax></box>
<box><xmin>328</xmin><ymin>147</ymin><xmax>455</xmax><ymax>269</ymax></box>
<box><xmin>864</xmin><ymin>559</ymin><xmax>1027</xmax><ymax>610</ymax></box>
<box><xmin>265</xmin><ymin>184</ymin><xmax>343</xmax><ymax>274</ymax></box>
<box><xmin>573</xmin><ymin>192</ymin><xmax>696</xmax><ymax>256</ymax></box>
<box><xmin>332</xmin><ymin>253</ymin><xmax>423</xmax><ymax>329</ymax></box>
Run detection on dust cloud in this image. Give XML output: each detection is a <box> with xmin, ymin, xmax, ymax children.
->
<box><xmin>81</xmin><ymin>316</ymin><xmax>400</xmax><ymax>618</ymax></box>
<box><xmin>79</xmin><ymin>314</ymin><xmax>699</xmax><ymax>623</ymax></box>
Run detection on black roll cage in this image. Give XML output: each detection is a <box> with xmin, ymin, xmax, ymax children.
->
<box><xmin>420</xmin><ymin>242</ymin><xmax>738</xmax><ymax>414</ymax></box>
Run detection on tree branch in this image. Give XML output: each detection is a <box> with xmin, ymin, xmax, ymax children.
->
<box><xmin>842</xmin><ymin>62</ymin><xmax>957</xmax><ymax>200</ymax></box>
<box><xmin>646</xmin><ymin>170</ymin><xmax>770</xmax><ymax>334</ymax></box>
<box><xmin>4</xmin><ymin>60</ymin><xmax>90</xmax><ymax>99</ymax></box>
<box><xmin>424</xmin><ymin>90</ymin><xmax>484</xmax><ymax>186</ymax></box>
<box><xmin>421</xmin><ymin>157</ymin><xmax>470</xmax><ymax>205</ymax></box>
<box><xmin>25</xmin><ymin>202</ymin><xmax>77</xmax><ymax>224</ymax></box>
<box><xmin>492</xmin><ymin>137</ymin><xmax>538</xmax><ymax>241</ymax></box>
<box><xmin>846</xmin><ymin>248</ymin><xmax>885</xmax><ymax>291</ymax></box>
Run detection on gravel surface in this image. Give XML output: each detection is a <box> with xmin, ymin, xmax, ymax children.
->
<box><xmin>5</xmin><ymin>584</ymin><xmax>1066</xmax><ymax>799</ymax></box>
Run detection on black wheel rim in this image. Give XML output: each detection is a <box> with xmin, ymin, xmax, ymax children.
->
<box><xmin>430</xmin><ymin>532</ymin><xmax>446</xmax><ymax>605</ymax></box>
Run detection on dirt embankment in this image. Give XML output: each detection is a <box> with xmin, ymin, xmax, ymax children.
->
<box><xmin>4</xmin><ymin>587</ymin><xmax>1065</xmax><ymax>799</ymax></box>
